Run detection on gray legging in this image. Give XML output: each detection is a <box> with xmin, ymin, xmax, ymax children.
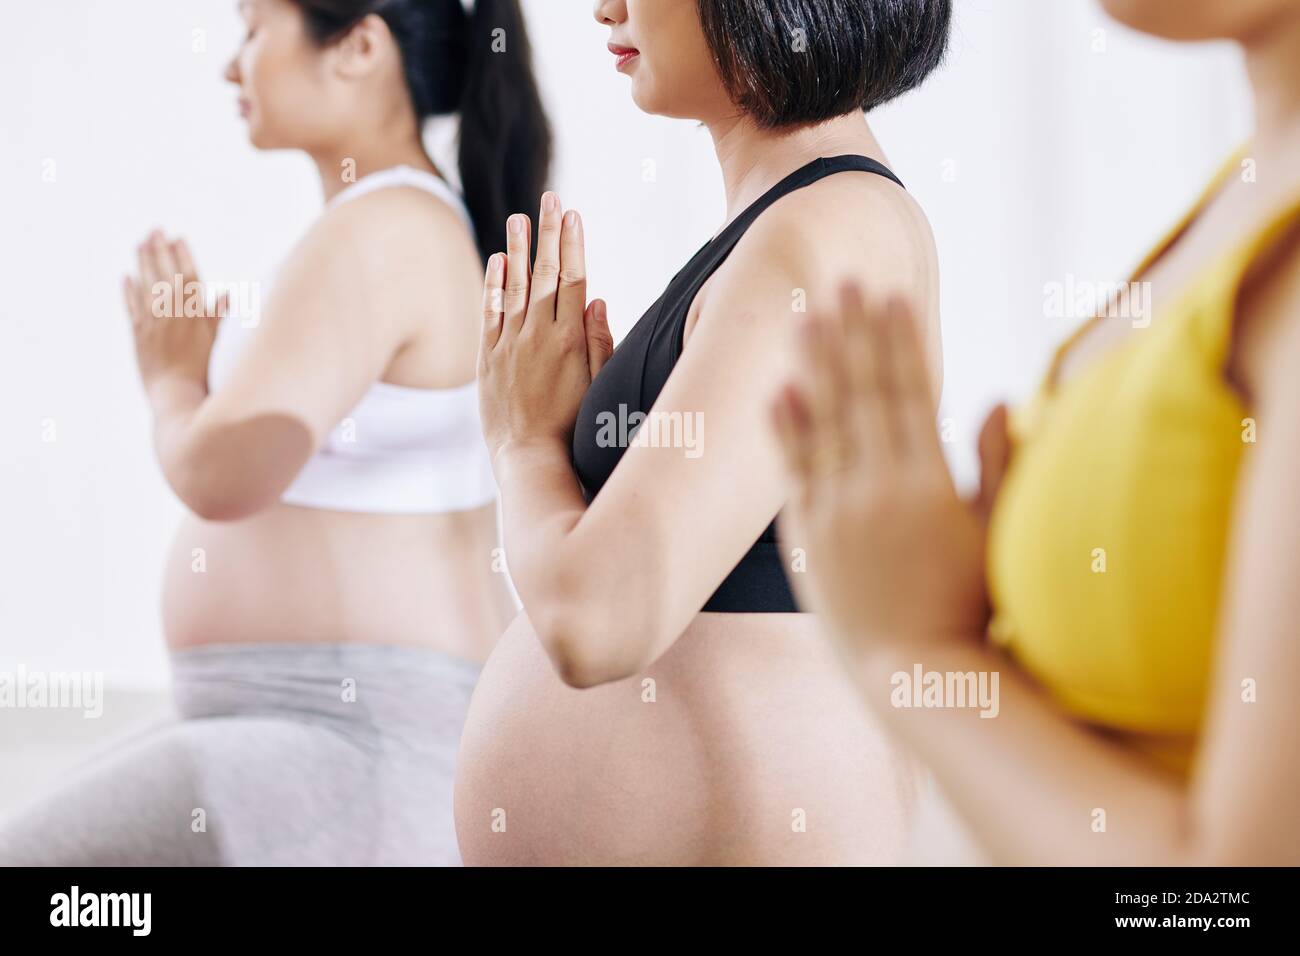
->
<box><xmin>0</xmin><ymin>643</ymin><xmax>480</xmax><ymax>866</ymax></box>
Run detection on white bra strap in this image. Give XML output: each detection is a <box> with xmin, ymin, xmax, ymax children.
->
<box><xmin>329</xmin><ymin>166</ymin><xmax>473</xmax><ymax>231</ymax></box>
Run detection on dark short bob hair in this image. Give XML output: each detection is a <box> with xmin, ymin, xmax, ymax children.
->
<box><xmin>698</xmin><ymin>0</ymin><xmax>952</xmax><ymax>129</ymax></box>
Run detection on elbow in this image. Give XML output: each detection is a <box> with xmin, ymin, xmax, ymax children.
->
<box><xmin>552</xmin><ymin>651</ymin><xmax>620</xmax><ymax>690</ymax></box>
<box><xmin>160</xmin><ymin>419</ymin><xmax>310</xmax><ymax>523</ymax></box>
<box><xmin>172</xmin><ymin>469</ymin><xmax>280</xmax><ymax>523</ymax></box>
<box><xmin>184</xmin><ymin>493</ymin><xmax>267</xmax><ymax>523</ymax></box>
<box><xmin>532</xmin><ymin>605</ymin><xmax>645</xmax><ymax>689</ymax></box>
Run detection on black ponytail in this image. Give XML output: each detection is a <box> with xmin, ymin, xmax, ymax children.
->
<box><xmin>292</xmin><ymin>0</ymin><xmax>553</xmax><ymax>264</ymax></box>
<box><xmin>457</xmin><ymin>0</ymin><xmax>552</xmax><ymax>263</ymax></box>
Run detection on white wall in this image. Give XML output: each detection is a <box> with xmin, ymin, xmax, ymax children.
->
<box><xmin>0</xmin><ymin>0</ymin><xmax>1251</xmax><ymax>687</ymax></box>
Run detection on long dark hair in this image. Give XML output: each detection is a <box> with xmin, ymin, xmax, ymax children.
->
<box><xmin>292</xmin><ymin>0</ymin><xmax>552</xmax><ymax>263</ymax></box>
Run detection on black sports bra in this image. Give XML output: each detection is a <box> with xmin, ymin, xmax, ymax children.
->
<box><xmin>572</xmin><ymin>155</ymin><xmax>906</xmax><ymax>612</ymax></box>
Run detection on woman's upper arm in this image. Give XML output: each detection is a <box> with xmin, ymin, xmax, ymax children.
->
<box><xmin>179</xmin><ymin>196</ymin><xmax>447</xmax><ymax>515</ymax></box>
<box><xmin>1190</xmin><ymin>243</ymin><xmax>1300</xmax><ymax>865</ymax></box>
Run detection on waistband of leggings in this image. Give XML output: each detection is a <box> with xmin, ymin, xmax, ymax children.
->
<box><xmin>167</xmin><ymin>642</ymin><xmax>482</xmax><ymax>739</ymax></box>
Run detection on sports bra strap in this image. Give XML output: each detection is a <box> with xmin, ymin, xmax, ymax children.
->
<box><xmin>699</xmin><ymin>155</ymin><xmax>904</xmax><ymax>274</ymax></box>
<box><xmin>663</xmin><ymin>154</ymin><xmax>906</xmax><ymax>359</ymax></box>
<box><xmin>327</xmin><ymin>165</ymin><xmax>473</xmax><ymax>232</ymax></box>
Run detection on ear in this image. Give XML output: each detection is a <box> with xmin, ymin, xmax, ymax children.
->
<box><xmin>331</xmin><ymin>13</ymin><xmax>395</xmax><ymax>80</ymax></box>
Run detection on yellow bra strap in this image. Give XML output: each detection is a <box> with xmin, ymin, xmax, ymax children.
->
<box><xmin>1201</xmin><ymin>183</ymin><xmax>1300</xmax><ymax>366</ymax></box>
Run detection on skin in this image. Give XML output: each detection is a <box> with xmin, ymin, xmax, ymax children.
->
<box><xmin>124</xmin><ymin>0</ymin><xmax>514</xmax><ymax>661</ymax></box>
<box><xmin>454</xmin><ymin>0</ymin><xmax>940</xmax><ymax>864</ymax></box>
<box><xmin>774</xmin><ymin>0</ymin><xmax>1300</xmax><ymax>864</ymax></box>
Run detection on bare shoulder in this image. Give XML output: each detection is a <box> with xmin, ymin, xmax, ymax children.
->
<box><xmin>694</xmin><ymin>165</ymin><xmax>942</xmax><ymax>383</ymax></box>
<box><xmin>307</xmin><ymin>184</ymin><xmax>480</xmax><ymax>281</ymax></box>
<box><xmin>768</xmin><ymin>168</ymin><xmax>934</xmax><ymax>291</ymax></box>
<box><xmin>706</xmin><ymin>169</ymin><xmax>937</xmax><ymax>313</ymax></box>
<box><xmin>1240</xmin><ymin>220</ymin><xmax>1300</xmax><ymax>407</ymax></box>
<box><xmin>269</xmin><ymin>183</ymin><xmax>483</xmax><ymax>345</ymax></box>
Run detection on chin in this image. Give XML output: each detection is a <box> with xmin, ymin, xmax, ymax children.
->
<box><xmin>1100</xmin><ymin>0</ymin><xmax>1276</xmax><ymax>41</ymax></box>
<box><xmin>627</xmin><ymin>76</ymin><xmax>659</xmax><ymax>114</ymax></box>
<box><xmin>629</xmin><ymin>93</ymin><xmax>659</xmax><ymax>116</ymax></box>
<box><xmin>244</xmin><ymin>123</ymin><xmax>281</xmax><ymax>151</ymax></box>
<box><xmin>628</xmin><ymin>80</ymin><xmax>703</xmax><ymax>121</ymax></box>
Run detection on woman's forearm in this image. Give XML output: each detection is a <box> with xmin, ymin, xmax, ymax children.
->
<box><xmin>494</xmin><ymin>436</ymin><xmax>660</xmax><ymax>685</ymax></box>
<box><xmin>494</xmin><ymin>436</ymin><xmax>587</xmax><ymax>572</ymax></box>
<box><xmin>147</xmin><ymin>376</ymin><xmax>308</xmax><ymax>522</ymax></box>
<box><xmin>856</xmin><ymin>641</ymin><xmax>1198</xmax><ymax>865</ymax></box>
<box><xmin>148</xmin><ymin>375</ymin><xmax>209</xmax><ymax>509</ymax></box>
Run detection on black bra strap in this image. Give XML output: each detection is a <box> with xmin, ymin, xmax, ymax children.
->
<box><xmin>727</xmin><ymin>155</ymin><xmax>902</xmax><ymax>239</ymax></box>
<box><xmin>661</xmin><ymin>155</ymin><xmax>906</xmax><ymax>358</ymax></box>
<box><xmin>694</xmin><ymin>155</ymin><xmax>904</xmax><ymax>278</ymax></box>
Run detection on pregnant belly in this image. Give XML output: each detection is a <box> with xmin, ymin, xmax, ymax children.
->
<box><xmin>454</xmin><ymin>611</ymin><xmax>921</xmax><ymax>866</ymax></box>
<box><xmin>163</xmin><ymin>503</ymin><xmax>513</xmax><ymax>660</ymax></box>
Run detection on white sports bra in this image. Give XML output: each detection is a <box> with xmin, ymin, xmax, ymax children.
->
<box><xmin>207</xmin><ymin>166</ymin><xmax>497</xmax><ymax>515</ymax></box>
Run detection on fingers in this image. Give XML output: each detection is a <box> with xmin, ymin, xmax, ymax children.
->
<box><xmin>796</xmin><ymin>311</ymin><xmax>851</xmax><ymax>463</ymax></box>
<box><xmin>502</xmin><ymin>213</ymin><xmax>532</xmax><ymax>337</ymax></box>
<box><xmin>480</xmin><ymin>253</ymin><xmax>506</xmax><ymax>359</ymax></box>
<box><xmin>584</xmin><ymin>298</ymin><xmax>613</xmax><ymax>379</ymax></box>
<box><xmin>771</xmin><ymin>381</ymin><xmax>816</xmax><ymax>488</ymax></box>
<box><xmin>173</xmin><ymin>238</ymin><xmax>198</xmax><ymax>284</ymax></box>
<box><xmin>877</xmin><ymin>295</ymin><xmax>941</xmax><ymax>463</ymax></box>
<box><xmin>137</xmin><ymin>231</ymin><xmax>185</xmax><ymax>318</ymax></box>
<box><xmin>497</xmin><ymin>197</ymin><xmax>589</xmax><ymax>349</ymax></box>
<box><xmin>781</xmin><ymin>284</ymin><xmax>946</xmax><ymax>495</ymax></box>
<box><xmin>138</xmin><ymin>236</ymin><xmax>167</xmax><ymax>319</ymax></box>
<box><xmin>174</xmin><ymin>237</ymin><xmax>226</xmax><ymax>322</ymax></box>
<box><xmin>975</xmin><ymin>404</ymin><xmax>1012</xmax><ymax>525</ymax></box>
<box><xmin>556</xmin><ymin>209</ymin><xmax>588</xmax><ymax>330</ymax></box>
<box><xmin>525</xmin><ymin>192</ymin><xmax>563</xmax><ymax>331</ymax></box>
<box><xmin>137</xmin><ymin>235</ymin><xmax>165</xmax><ymax>315</ymax></box>
<box><xmin>837</xmin><ymin>283</ymin><xmax>896</xmax><ymax>469</ymax></box>
<box><xmin>151</xmin><ymin>232</ymin><xmax>180</xmax><ymax>290</ymax></box>
<box><xmin>841</xmin><ymin>282</ymin><xmax>876</xmax><ymax>394</ymax></box>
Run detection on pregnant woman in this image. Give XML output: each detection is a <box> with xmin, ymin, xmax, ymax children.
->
<box><xmin>0</xmin><ymin>0</ymin><xmax>548</xmax><ymax>865</ymax></box>
<box><xmin>456</xmin><ymin>0</ymin><xmax>950</xmax><ymax>865</ymax></box>
<box><xmin>774</xmin><ymin>0</ymin><xmax>1300</xmax><ymax>863</ymax></box>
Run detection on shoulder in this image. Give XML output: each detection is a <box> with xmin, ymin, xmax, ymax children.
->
<box><xmin>266</xmin><ymin>182</ymin><xmax>483</xmax><ymax>333</ymax></box>
<box><xmin>249</xmin><ymin>183</ymin><xmax>483</xmax><ymax>358</ymax></box>
<box><xmin>1240</xmin><ymin>215</ymin><xmax>1300</xmax><ymax>407</ymax></box>
<box><xmin>282</xmin><ymin>183</ymin><xmax>486</xmax><ymax>291</ymax></box>
<box><xmin>307</xmin><ymin>184</ymin><xmax>480</xmax><ymax>275</ymax></box>
<box><xmin>692</xmin><ymin>163</ymin><xmax>942</xmax><ymax>383</ymax></box>
<box><xmin>761</xmin><ymin>168</ymin><xmax>935</xmax><ymax>290</ymax></box>
<box><xmin>710</xmin><ymin>169</ymin><xmax>936</xmax><ymax>315</ymax></box>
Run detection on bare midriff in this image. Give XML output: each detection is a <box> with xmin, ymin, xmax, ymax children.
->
<box><xmin>163</xmin><ymin>502</ymin><xmax>516</xmax><ymax>666</ymax></box>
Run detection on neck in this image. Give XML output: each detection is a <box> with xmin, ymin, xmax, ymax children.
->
<box><xmin>1242</xmin><ymin>11</ymin><xmax>1300</xmax><ymax>158</ymax></box>
<box><xmin>310</xmin><ymin>128</ymin><xmax>438</xmax><ymax>204</ymax></box>
<box><xmin>705</xmin><ymin>110</ymin><xmax>886</xmax><ymax>226</ymax></box>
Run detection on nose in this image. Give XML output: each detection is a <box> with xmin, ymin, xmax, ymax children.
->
<box><xmin>592</xmin><ymin>0</ymin><xmax>625</xmax><ymax>26</ymax></box>
<box><xmin>223</xmin><ymin>52</ymin><xmax>240</xmax><ymax>85</ymax></box>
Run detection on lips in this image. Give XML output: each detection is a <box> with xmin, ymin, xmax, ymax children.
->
<box><xmin>607</xmin><ymin>43</ymin><xmax>640</xmax><ymax>69</ymax></box>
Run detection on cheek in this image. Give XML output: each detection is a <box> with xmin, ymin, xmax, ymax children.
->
<box><xmin>245</xmin><ymin>42</ymin><xmax>321</xmax><ymax>142</ymax></box>
<box><xmin>634</xmin><ymin>33</ymin><xmax>724</xmax><ymax>114</ymax></box>
<box><xmin>627</xmin><ymin>52</ymin><xmax>680</xmax><ymax>115</ymax></box>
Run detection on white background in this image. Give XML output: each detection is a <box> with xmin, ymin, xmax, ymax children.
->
<box><xmin>0</xmin><ymin>0</ymin><xmax>1250</xmax><ymax>688</ymax></box>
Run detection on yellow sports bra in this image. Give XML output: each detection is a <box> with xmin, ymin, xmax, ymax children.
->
<box><xmin>987</xmin><ymin>152</ymin><xmax>1300</xmax><ymax>775</ymax></box>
